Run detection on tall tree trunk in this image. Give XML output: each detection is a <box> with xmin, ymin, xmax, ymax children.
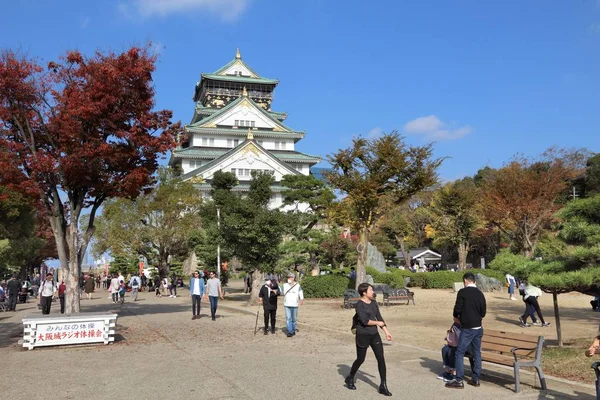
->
<box><xmin>356</xmin><ymin>227</ymin><xmax>368</xmax><ymax>290</ymax></box>
<box><xmin>309</xmin><ymin>250</ymin><xmax>319</xmax><ymax>276</ymax></box>
<box><xmin>248</xmin><ymin>269</ymin><xmax>262</xmax><ymax>305</ymax></box>
<box><xmin>553</xmin><ymin>292</ymin><xmax>563</xmax><ymax>347</ymax></box>
<box><xmin>65</xmin><ymin>218</ymin><xmax>81</xmax><ymax>314</ymax></box>
<box><xmin>457</xmin><ymin>241</ymin><xmax>469</xmax><ymax>271</ymax></box>
<box><xmin>395</xmin><ymin>234</ymin><xmax>411</xmax><ymax>268</ymax></box>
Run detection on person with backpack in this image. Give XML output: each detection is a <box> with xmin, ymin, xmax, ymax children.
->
<box><xmin>129</xmin><ymin>273</ymin><xmax>141</xmax><ymax>301</ymax></box>
<box><xmin>345</xmin><ymin>283</ymin><xmax>393</xmax><ymax>396</ymax></box>
<box><xmin>520</xmin><ymin>281</ymin><xmax>550</xmax><ymax>328</ymax></box>
<box><xmin>38</xmin><ymin>273</ymin><xmax>57</xmax><ymax>314</ymax></box>
<box><xmin>258</xmin><ymin>277</ymin><xmax>280</xmax><ymax>335</ymax></box>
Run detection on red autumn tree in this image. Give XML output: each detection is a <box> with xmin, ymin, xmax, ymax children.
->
<box><xmin>0</xmin><ymin>46</ymin><xmax>181</xmax><ymax>313</ymax></box>
<box><xmin>482</xmin><ymin>149</ymin><xmax>585</xmax><ymax>258</ymax></box>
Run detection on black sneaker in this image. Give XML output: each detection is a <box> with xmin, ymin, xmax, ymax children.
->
<box><xmin>264</xmin><ymin>329</ymin><xmax>268</xmax><ymax>335</ymax></box>
<box><xmin>467</xmin><ymin>379</ymin><xmax>480</xmax><ymax>387</ymax></box>
<box><xmin>345</xmin><ymin>376</ymin><xmax>356</xmax><ymax>390</ymax></box>
<box><xmin>445</xmin><ymin>380</ymin><xmax>464</xmax><ymax>389</ymax></box>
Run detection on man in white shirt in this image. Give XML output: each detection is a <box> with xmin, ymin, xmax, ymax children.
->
<box><xmin>38</xmin><ymin>273</ymin><xmax>57</xmax><ymax>314</ymax></box>
<box><xmin>281</xmin><ymin>272</ymin><xmax>304</xmax><ymax>337</ymax></box>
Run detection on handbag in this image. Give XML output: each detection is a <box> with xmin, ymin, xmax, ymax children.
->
<box><xmin>351</xmin><ymin>312</ymin><xmax>358</xmax><ymax>335</ymax></box>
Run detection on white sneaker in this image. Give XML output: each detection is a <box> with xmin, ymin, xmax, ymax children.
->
<box><xmin>169</xmin><ymin>295</ymin><xmax>173</xmax><ymax>298</ymax></box>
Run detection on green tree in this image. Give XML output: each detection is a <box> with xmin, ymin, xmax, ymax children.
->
<box><xmin>93</xmin><ymin>168</ymin><xmax>202</xmax><ymax>277</ymax></box>
<box><xmin>491</xmin><ymin>195</ymin><xmax>600</xmax><ymax>347</ymax></box>
<box><xmin>281</xmin><ymin>174</ymin><xmax>335</xmax><ymax>274</ymax></box>
<box><xmin>109</xmin><ymin>255</ymin><xmax>139</xmax><ymax>276</ymax></box>
<box><xmin>429</xmin><ymin>178</ymin><xmax>482</xmax><ymax>270</ymax></box>
<box><xmin>219</xmin><ymin>171</ymin><xmax>286</xmax><ymax>304</ymax></box>
<box><xmin>327</xmin><ymin>132</ymin><xmax>442</xmax><ymax>288</ymax></box>
<box><xmin>584</xmin><ymin>153</ymin><xmax>600</xmax><ymax>197</ymax></box>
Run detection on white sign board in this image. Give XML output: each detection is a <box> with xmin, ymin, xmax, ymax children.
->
<box><xmin>34</xmin><ymin>321</ymin><xmax>105</xmax><ymax>346</ymax></box>
<box><xmin>22</xmin><ymin>312</ymin><xmax>117</xmax><ymax>350</ymax></box>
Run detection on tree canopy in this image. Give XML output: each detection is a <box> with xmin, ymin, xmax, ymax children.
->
<box><xmin>327</xmin><ymin>131</ymin><xmax>442</xmax><ymax>287</ymax></box>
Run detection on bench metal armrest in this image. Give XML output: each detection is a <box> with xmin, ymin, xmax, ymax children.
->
<box><xmin>510</xmin><ymin>346</ymin><xmax>538</xmax><ymax>363</ymax></box>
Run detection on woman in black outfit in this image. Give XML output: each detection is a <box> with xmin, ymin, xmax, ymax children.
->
<box><xmin>345</xmin><ymin>283</ymin><xmax>393</xmax><ymax>396</ymax></box>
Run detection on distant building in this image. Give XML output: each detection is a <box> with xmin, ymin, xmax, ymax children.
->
<box><xmin>169</xmin><ymin>49</ymin><xmax>321</xmax><ymax>209</ymax></box>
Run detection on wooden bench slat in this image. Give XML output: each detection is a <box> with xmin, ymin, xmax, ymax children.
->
<box><xmin>481</xmin><ymin>351</ymin><xmax>515</xmax><ymax>366</ymax></box>
<box><xmin>481</xmin><ymin>342</ymin><xmax>536</xmax><ymax>357</ymax></box>
<box><xmin>483</xmin><ymin>329</ymin><xmax>539</xmax><ymax>343</ymax></box>
<box><xmin>482</xmin><ymin>336</ymin><xmax>540</xmax><ymax>350</ymax></box>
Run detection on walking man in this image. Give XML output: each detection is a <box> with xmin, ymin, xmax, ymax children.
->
<box><xmin>38</xmin><ymin>273</ymin><xmax>57</xmax><ymax>315</ymax></box>
<box><xmin>446</xmin><ymin>272</ymin><xmax>486</xmax><ymax>389</ymax></box>
<box><xmin>281</xmin><ymin>272</ymin><xmax>304</xmax><ymax>337</ymax></box>
<box><xmin>259</xmin><ymin>277</ymin><xmax>280</xmax><ymax>335</ymax></box>
<box><xmin>205</xmin><ymin>271</ymin><xmax>224</xmax><ymax>321</ymax></box>
<box><xmin>129</xmin><ymin>273</ymin><xmax>141</xmax><ymax>301</ymax></box>
<box><xmin>6</xmin><ymin>274</ymin><xmax>21</xmax><ymax>311</ymax></box>
<box><xmin>189</xmin><ymin>271</ymin><xmax>205</xmax><ymax>320</ymax></box>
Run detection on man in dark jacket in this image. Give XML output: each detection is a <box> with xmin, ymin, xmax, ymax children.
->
<box><xmin>6</xmin><ymin>274</ymin><xmax>21</xmax><ymax>311</ymax></box>
<box><xmin>446</xmin><ymin>272</ymin><xmax>487</xmax><ymax>389</ymax></box>
<box><xmin>258</xmin><ymin>277</ymin><xmax>280</xmax><ymax>335</ymax></box>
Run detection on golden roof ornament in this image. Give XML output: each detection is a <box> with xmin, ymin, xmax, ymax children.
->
<box><xmin>242</xmin><ymin>86</ymin><xmax>248</xmax><ymax>97</ymax></box>
<box><xmin>235</xmin><ymin>48</ymin><xmax>241</xmax><ymax>59</ymax></box>
<box><xmin>247</xmin><ymin>128</ymin><xmax>254</xmax><ymax>140</ymax></box>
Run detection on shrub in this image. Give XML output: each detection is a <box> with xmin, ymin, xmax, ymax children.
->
<box><xmin>301</xmin><ymin>275</ymin><xmax>354</xmax><ymax>298</ymax></box>
<box><xmin>422</xmin><ymin>271</ymin><xmax>464</xmax><ymax>289</ymax></box>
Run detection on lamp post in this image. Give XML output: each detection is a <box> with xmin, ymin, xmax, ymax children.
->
<box><xmin>217</xmin><ymin>207</ymin><xmax>221</xmax><ymax>277</ymax></box>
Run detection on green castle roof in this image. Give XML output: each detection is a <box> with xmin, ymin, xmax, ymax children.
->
<box><xmin>201</xmin><ymin>73</ymin><xmax>279</xmax><ymax>85</ymax></box>
<box><xmin>171</xmin><ymin>147</ymin><xmax>321</xmax><ymax>164</ymax></box>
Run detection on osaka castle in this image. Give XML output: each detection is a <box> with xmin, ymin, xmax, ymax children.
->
<box><xmin>169</xmin><ymin>49</ymin><xmax>321</xmax><ymax>208</ymax></box>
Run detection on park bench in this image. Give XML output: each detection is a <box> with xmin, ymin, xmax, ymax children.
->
<box><xmin>480</xmin><ymin>329</ymin><xmax>546</xmax><ymax>393</ymax></box>
<box><xmin>22</xmin><ymin>312</ymin><xmax>118</xmax><ymax>350</ymax></box>
<box><xmin>383</xmin><ymin>288</ymin><xmax>416</xmax><ymax>306</ymax></box>
<box><xmin>343</xmin><ymin>289</ymin><xmax>360</xmax><ymax>309</ymax></box>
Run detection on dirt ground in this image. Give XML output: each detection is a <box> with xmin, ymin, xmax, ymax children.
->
<box><xmin>1</xmin><ymin>281</ymin><xmax>597</xmax><ymax>399</ymax></box>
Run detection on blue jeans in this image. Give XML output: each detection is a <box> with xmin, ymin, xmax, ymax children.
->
<box><xmin>209</xmin><ymin>296</ymin><xmax>218</xmax><ymax>319</ymax></box>
<box><xmin>285</xmin><ymin>306</ymin><xmax>298</xmax><ymax>333</ymax></box>
<box><xmin>454</xmin><ymin>328</ymin><xmax>483</xmax><ymax>382</ymax></box>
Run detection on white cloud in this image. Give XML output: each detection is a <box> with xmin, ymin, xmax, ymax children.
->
<box><xmin>588</xmin><ymin>23</ymin><xmax>600</xmax><ymax>34</ymax></box>
<box><xmin>403</xmin><ymin>115</ymin><xmax>472</xmax><ymax>141</ymax></box>
<box><xmin>366</xmin><ymin>127</ymin><xmax>383</xmax><ymax>138</ymax></box>
<box><xmin>119</xmin><ymin>0</ymin><xmax>250</xmax><ymax>21</ymax></box>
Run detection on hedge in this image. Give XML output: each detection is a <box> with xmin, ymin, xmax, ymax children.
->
<box><xmin>368</xmin><ymin>267</ymin><xmax>507</xmax><ymax>290</ymax></box>
<box><xmin>301</xmin><ymin>275</ymin><xmax>354</xmax><ymax>298</ymax></box>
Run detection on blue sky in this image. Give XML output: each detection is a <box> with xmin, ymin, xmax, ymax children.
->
<box><xmin>1</xmin><ymin>0</ymin><xmax>599</xmax><ymax>181</ymax></box>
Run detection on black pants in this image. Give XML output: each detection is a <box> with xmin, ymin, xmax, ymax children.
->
<box><xmin>522</xmin><ymin>296</ymin><xmax>545</xmax><ymax>324</ymax></box>
<box><xmin>40</xmin><ymin>295</ymin><xmax>52</xmax><ymax>315</ymax></box>
<box><xmin>112</xmin><ymin>293</ymin><xmax>119</xmax><ymax>302</ymax></box>
<box><xmin>263</xmin><ymin>308</ymin><xmax>276</xmax><ymax>331</ymax></box>
<box><xmin>192</xmin><ymin>294</ymin><xmax>202</xmax><ymax>316</ymax></box>
<box><xmin>8</xmin><ymin>294</ymin><xmax>17</xmax><ymax>311</ymax></box>
<box><xmin>59</xmin><ymin>296</ymin><xmax>65</xmax><ymax>314</ymax></box>
<box><xmin>350</xmin><ymin>332</ymin><xmax>387</xmax><ymax>383</ymax></box>
<box><xmin>169</xmin><ymin>285</ymin><xmax>177</xmax><ymax>296</ymax></box>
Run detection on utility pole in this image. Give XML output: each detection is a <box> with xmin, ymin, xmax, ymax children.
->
<box><xmin>217</xmin><ymin>207</ymin><xmax>221</xmax><ymax>278</ymax></box>
<box><xmin>571</xmin><ymin>186</ymin><xmax>579</xmax><ymax>200</ymax></box>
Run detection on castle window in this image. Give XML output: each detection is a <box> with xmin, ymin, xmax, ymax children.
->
<box><xmin>202</xmin><ymin>137</ymin><xmax>208</xmax><ymax>146</ymax></box>
<box><xmin>234</xmin><ymin>139</ymin><xmax>239</xmax><ymax>146</ymax></box>
<box><xmin>231</xmin><ymin>168</ymin><xmax>236</xmax><ymax>175</ymax></box>
<box><xmin>209</xmin><ymin>138</ymin><xmax>214</xmax><ymax>146</ymax></box>
<box><xmin>280</xmin><ymin>141</ymin><xmax>286</xmax><ymax>150</ymax></box>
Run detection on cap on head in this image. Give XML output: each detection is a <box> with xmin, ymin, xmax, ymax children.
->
<box><xmin>287</xmin><ymin>272</ymin><xmax>295</xmax><ymax>279</ymax></box>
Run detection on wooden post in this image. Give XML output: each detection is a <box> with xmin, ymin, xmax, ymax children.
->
<box><xmin>552</xmin><ymin>292</ymin><xmax>563</xmax><ymax>347</ymax></box>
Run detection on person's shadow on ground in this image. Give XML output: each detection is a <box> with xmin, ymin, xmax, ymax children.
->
<box><xmin>336</xmin><ymin>364</ymin><xmax>378</xmax><ymax>390</ymax></box>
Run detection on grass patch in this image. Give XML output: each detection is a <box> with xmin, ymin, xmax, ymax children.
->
<box><xmin>542</xmin><ymin>338</ymin><xmax>597</xmax><ymax>384</ymax></box>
